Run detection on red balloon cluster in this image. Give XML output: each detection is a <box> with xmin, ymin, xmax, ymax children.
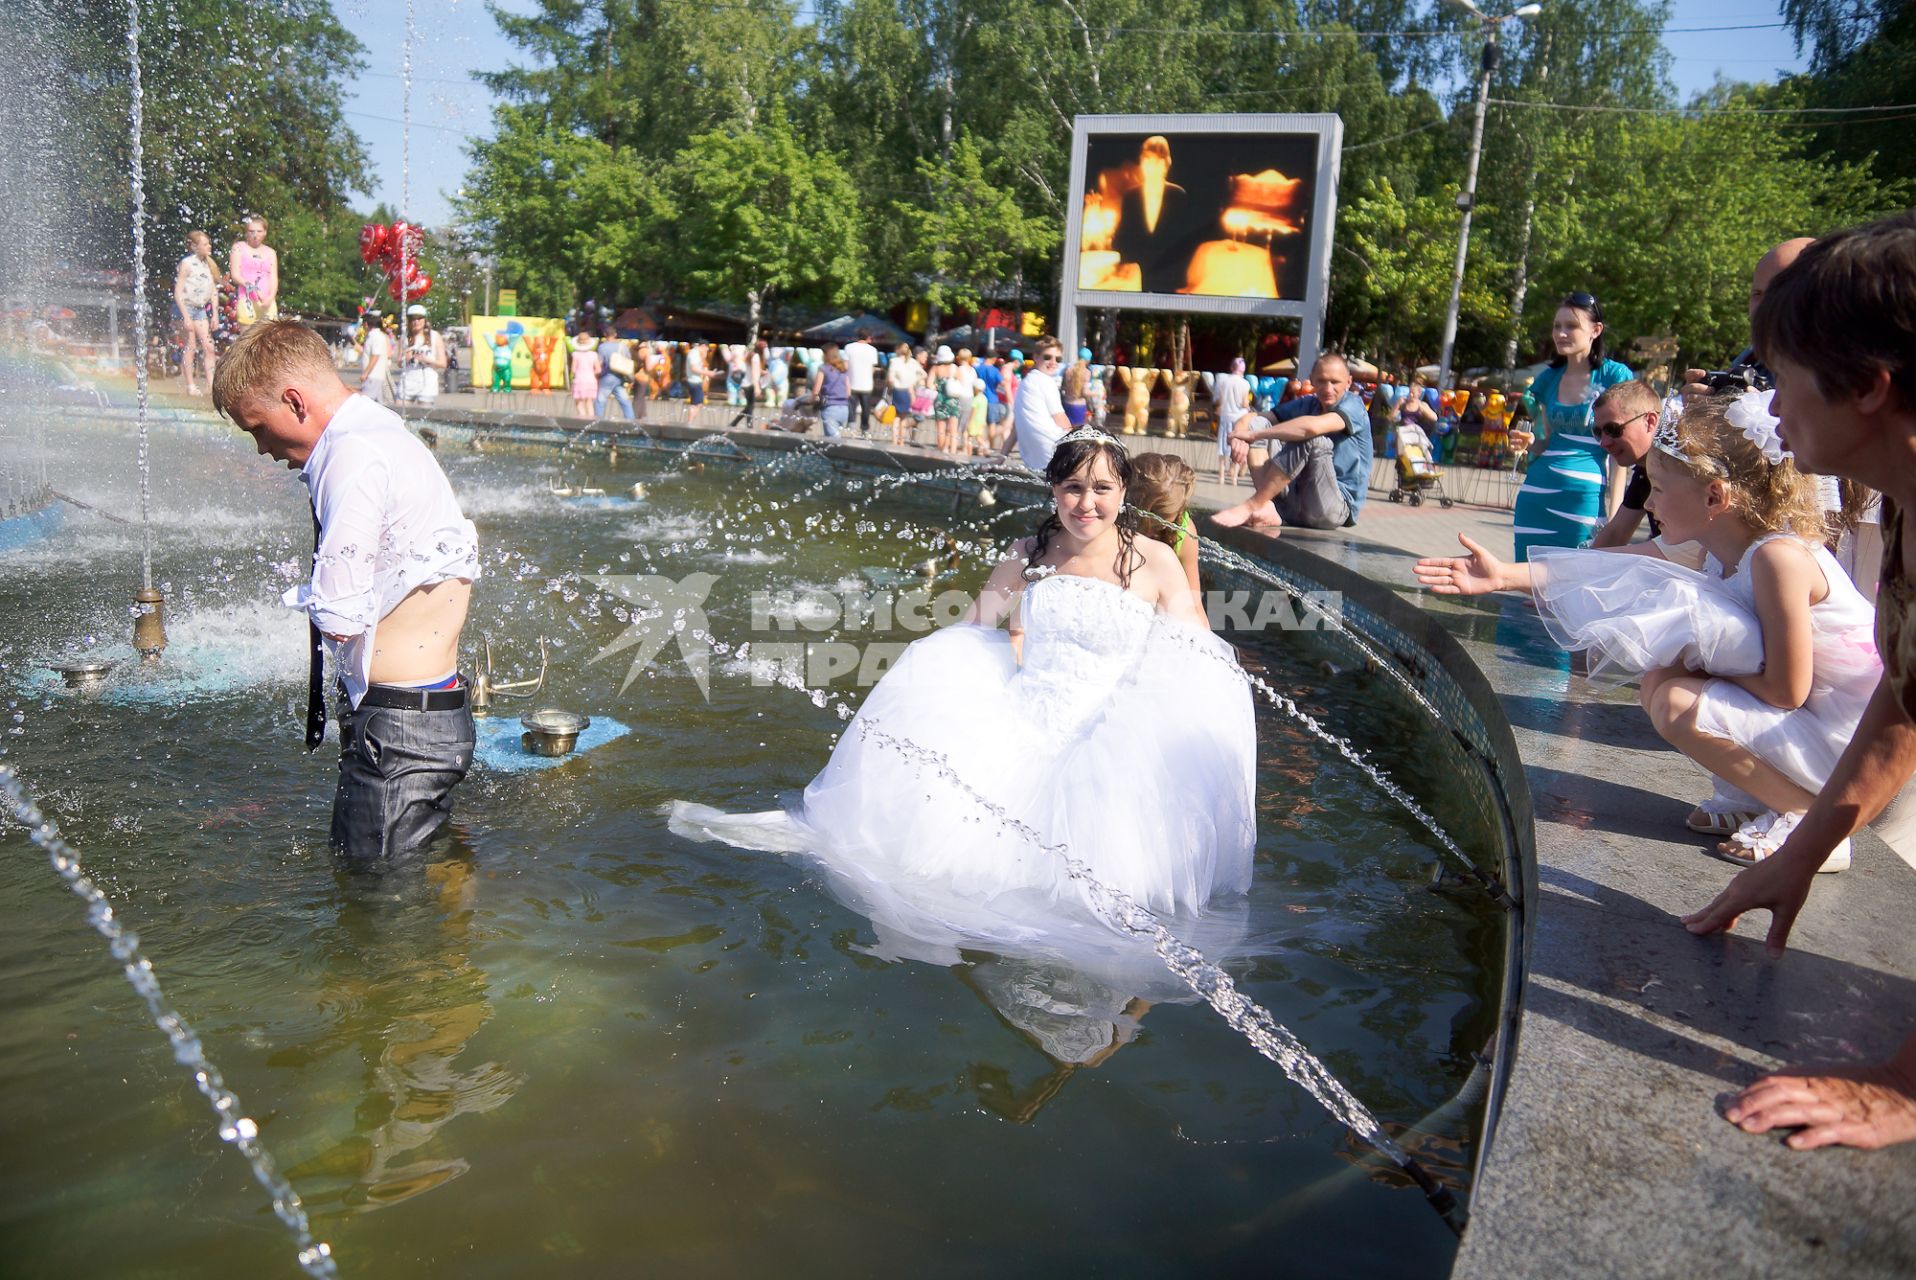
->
<box><xmin>358</xmin><ymin>221</ymin><xmax>433</xmax><ymax>303</ymax></box>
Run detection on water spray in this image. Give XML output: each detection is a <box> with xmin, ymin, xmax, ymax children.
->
<box><xmin>125</xmin><ymin>0</ymin><xmax>163</xmax><ymax>661</ymax></box>
<box><xmin>0</xmin><ymin>766</ymin><xmax>338</xmax><ymax>1276</ymax></box>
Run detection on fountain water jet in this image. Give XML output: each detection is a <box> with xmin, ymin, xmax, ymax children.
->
<box><xmin>0</xmin><ymin>765</ymin><xmax>339</xmax><ymax>1277</ymax></box>
<box><xmin>125</xmin><ymin>0</ymin><xmax>163</xmax><ymax>661</ymax></box>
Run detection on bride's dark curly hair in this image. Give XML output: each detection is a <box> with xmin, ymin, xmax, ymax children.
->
<box><xmin>1027</xmin><ymin>436</ymin><xmax>1143</xmax><ymax>585</ymax></box>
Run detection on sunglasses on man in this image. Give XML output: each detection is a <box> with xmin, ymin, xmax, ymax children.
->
<box><xmin>1595</xmin><ymin>410</ymin><xmax>1651</xmax><ymax>440</ymax></box>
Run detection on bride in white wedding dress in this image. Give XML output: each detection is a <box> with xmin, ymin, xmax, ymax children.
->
<box><xmin>669</xmin><ymin>429</ymin><xmax>1257</xmax><ymax>979</ymax></box>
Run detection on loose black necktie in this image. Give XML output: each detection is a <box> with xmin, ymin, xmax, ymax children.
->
<box><xmin>305</xmin><ymin>506</ymin><xmax>328</xmax><ymax>750</ymax></box>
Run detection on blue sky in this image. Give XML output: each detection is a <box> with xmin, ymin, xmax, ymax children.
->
<box><xmin>337</xmin><ymin>0</ymin><xmax>1813</xmax><ymax>229</ymax></box>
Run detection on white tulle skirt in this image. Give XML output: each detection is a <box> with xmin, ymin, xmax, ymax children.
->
<box><xmin>669</xmin><ymin>618</ymin><xmax>1257</xmax><ymax>985</ymax></box>
<box><xmin>1529</xmin><ymin>546</ymin><xmax>1880</xmax><ymax>793</ymax></box>
<box><xmin>1528</xmin><ymin>548</ymin><xmax>1765</xmax><ymax>683</ymax></box>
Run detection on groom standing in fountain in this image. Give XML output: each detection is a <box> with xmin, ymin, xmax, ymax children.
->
<box><xmin>212</xmin><ymin>321</ymin><xmax>480</xmax><ymax>858</ymax></box>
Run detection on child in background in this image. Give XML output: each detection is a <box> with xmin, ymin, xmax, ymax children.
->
<box><xmin>1414</xmin><ymin>395</ymin><xmax>1880</xmax><ymax>870</ymax></box>
<box><xmin>993</xmin><ymin>353</ymin><xmax>1022</xmax><ymax>453</ymax></box>
<box><xmin>569</xmin><ymin>333</ymin><xmax>599</xmax><ymax>418</ymax></box>
<box><xmin>490</xmin><ymin>332</ymin><xmax>515</xmax><ymax>392</ymax></box>
<box><xmin>966</xmin><ymin>382</ymin><xmax>989</xmax><ymax>456</ymax></box>
<box><xmin>1130</xmin><ymin>452</ymin><xmax>1202</xmax><ymax>602</ymax></box>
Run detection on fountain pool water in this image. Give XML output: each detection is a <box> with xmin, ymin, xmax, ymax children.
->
<box><xmin>0</xmin><ymin>409</ymin><xmax>1507</xmax><ymax>1276</ymax></box>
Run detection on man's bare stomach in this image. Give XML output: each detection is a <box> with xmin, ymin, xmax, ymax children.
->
<box><xmin>367</xmin><ymin>579</ymin><xmax>472</xmax><ymax>685</ymax></box>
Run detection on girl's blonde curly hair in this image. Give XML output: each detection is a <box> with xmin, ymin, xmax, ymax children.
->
<box><xmin>1656</xmin><ymin>396</ymin><xmax>1826</xmax><ymax>541</ymax></box>
<box><xmin>1129</xmin><ymin>452</ymin><xmax>1196</xmax><ymax>546</ymax></box>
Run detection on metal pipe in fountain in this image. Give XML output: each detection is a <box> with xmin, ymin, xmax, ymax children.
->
<box><xmin>126</xmin><ymin>0</ymin><xmax>164</xmax><ymax>661</ymax></box>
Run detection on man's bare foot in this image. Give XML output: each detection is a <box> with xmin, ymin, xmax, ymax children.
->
<box><xmin>1212</xmin><ymin>500</ymin><xmax>1282</xmax><ymax>530</ymax></box>
<box><xmin>1725</xmin><ymin>1062</ymin><xmax>1916</xmax><ymax>1150</ymax></box>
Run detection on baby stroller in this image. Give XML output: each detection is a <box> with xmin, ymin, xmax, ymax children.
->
<box><xmin>773</xmin><ymin>394</ymin><xmax>820</xmax><ymax>434</ymax></box>
<box><xmin>1388</xmin><ymin>421</ymin><xmax>1454</xmax><ymax>508</ymax></box>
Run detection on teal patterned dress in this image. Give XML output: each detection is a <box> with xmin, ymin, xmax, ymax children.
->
<box><xmin>1512</xmin><ymin>359</ymin><xmax>1635</xmax><ymax>563</ymax></box>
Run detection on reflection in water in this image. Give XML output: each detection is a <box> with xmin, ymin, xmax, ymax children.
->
<box><xmin>958</xmin><ymin>955</ymin><xmax>1151</xmax><ymax>1123</ymax></box>
<box><xmin>278</xmin><ymin>839</ymin><xmax>521</xmax><ymax>1216</ymax></box>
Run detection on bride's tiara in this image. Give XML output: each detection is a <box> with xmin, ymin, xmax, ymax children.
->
<box><xmin>1057</xmin><ymin>425</ymin><xmax>1125</xmax><ymax>450</ymax></box>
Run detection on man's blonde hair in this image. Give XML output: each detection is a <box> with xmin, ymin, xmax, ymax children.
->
<box><xmin>211</xmin><ymin>320</ymin><xmax>338</xmax><ymax>420</ymax></box>
<box><xmin>1594</xmin><ymin>379</ymin><xmax>1659</xmax><ymax>419</ymax></box>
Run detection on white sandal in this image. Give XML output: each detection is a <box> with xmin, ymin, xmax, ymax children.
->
<box><xmin>1687</xmin><ymin>802</ymin><xmax>1760</xmax><ymax>837</ymax></box>
<box><xmin>1713</xmin><ymin>810</ymin><xmax>1850</xmax><ymax>873</ymax></box>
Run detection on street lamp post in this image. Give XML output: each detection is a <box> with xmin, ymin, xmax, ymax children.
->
<box><xmin>1435</xmin><ymin>0</ymin><xmax>1541</xmax><ymax>394</ymax></box>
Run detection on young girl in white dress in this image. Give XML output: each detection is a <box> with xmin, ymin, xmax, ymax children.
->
<box><xmin>670</xmin><ymin>429</ymin><xmax>1256</xmax><ymax>973</ymax></box>
<box><xmin>1415</xmin><ymin>394</ymin><xmax>1881</xmax><ymax>870</ymax></box>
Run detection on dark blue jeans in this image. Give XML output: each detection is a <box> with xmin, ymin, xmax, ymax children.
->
<box><xmin>332</xmin><ymin>694</ymin><xmax>476</xmax><ymax>857</ymax></box>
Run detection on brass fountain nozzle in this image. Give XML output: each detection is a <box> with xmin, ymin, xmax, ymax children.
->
<box><xmin>133</xmin><ymin>587</ymin><xmax>166</xmax><ymax>661</ymax></box>
<box><xmin>469</xmin><ymin>636</ymin><xmax>548</xmax><ymax>717</ymax></box>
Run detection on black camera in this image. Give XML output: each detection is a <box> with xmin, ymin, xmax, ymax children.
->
<box><xmin>1702</xmin><ymin>363</ymin><xmax>1773</xmax><ymax>395</ymax></box>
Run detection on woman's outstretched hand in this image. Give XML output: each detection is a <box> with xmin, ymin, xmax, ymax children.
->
<box><xmin>1413</xmin><ymin>533</ymin><xmax>1508</xmax><ymax>596</ymax></box>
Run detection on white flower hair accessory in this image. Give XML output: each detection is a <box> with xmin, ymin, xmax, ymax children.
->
<box><xmin>1726</xmin><ymin>390</ymin><xmax>1787</xmax><ymax>465</ymax></box>
<box><xmin>1654</xmin><ymin>389</ymin><xmax>1788</xmax><ymax>476</ymax></box>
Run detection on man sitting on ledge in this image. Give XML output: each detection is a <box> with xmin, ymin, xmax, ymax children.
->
<box><xmin>1212</xmin><ymin>351</ymin><xmax>1371</xmax><ymax>532</ymax></box>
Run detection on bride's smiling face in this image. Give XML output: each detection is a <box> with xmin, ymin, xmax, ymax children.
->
<box><xmin>1053</xmin><ymin>453</ymin><xmax>1126</xmax><ymax>540</ymax></box>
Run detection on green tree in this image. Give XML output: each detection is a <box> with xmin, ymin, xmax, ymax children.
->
<box><xmin>445</xmin><ymin>0</ymin><xmax>1913</xmax><ymax>369</ymax></box>
<box><xmin>1426</xmin><ymin>0</ymin><xmax>1675</xmax><ymax>367</ymax></box>
<box><xmin>483</xmin><ymin>0</ymin><xmax>808</xmax><ymax>160</ymax></box>
<box><xmin>457</xmin><ymin>104</ymin><xmax>654</xmax><ymax>316</ymax></box>
<box><xmin>9</xmin><ymin>0</ymin><xmax>369</xmax><ymax>318</ymax></box>
<box><xmin>1777</xmin><ymin>0</ymin><xmax>1916</xmax><ymax>188</ymax></box>
<box><xmin>1780</xmin><ymin>0</ymin><xmax>1903</xmax><ymax>71</ymax></box>
<box><xmin>974</xmin><ymin>0</ymin><xmax>1216</xmax><ymax>220</ymax></box>
<box><xmin>274</xmin><ymin>206</ymin><xmax>379</xmax><ymax>319</ymax></box>
<box><xmin>893</xmin><ymin>132</ymin><xmax>1060</xmax><ymax>317</ymax></box>
<box><xmin>651</xmin><ymin>117</ymin><xmax>866</xmax><ymax>344</ymax></box>
<box><xmin>1331</xmin><ymin>176</ymin><xmax>1510</xmax><ymax>369</ymax></box>
<box><xmin>1537</xmin><ymin>99</ymin><xmax>1907</xmax><ymax>368</ymax></box>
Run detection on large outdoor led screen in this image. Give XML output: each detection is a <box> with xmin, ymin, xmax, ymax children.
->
<box><xmin>1074</xmin><ymin>128</ymin><xmax>1323</xmax><ymax>305</ymax></box>
<box><xmin>1056</xmin><ymin>114</ymin><xmax>1341</xmax><ymax>363</ymax></box>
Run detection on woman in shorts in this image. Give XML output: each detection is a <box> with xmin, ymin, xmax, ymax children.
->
<box><xmin>173</xmin><ymin>230</ymin><xmax>223</xmax><ymax>395</ymax></box>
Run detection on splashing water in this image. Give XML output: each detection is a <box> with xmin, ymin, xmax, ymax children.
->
<box><xmin>399</xmin><ymin>0</ymin><xmax>414</xmax><ymax>321</ymax></box>
<box><xmin>1166</xmin><ymin>610</ymin><xmax>1510</xmax><ymax>907</ymax></box>
<box><xmin>0</xmin><ymin>765</ymin><xmax>338</xmax><ymax>1277</ymax></box>
<box><xmin>516</xmin><ymin>440</ymin><xmax>1490</xmax><ymax>911</ymax></box>
<box><xmin>401</xmin><ymin>0</ymin><xmax>413</xmax><ymax>223</ymax></box>
<box><xmin>126</xmin><ymin>0</ymin><xmax>152</xmax><ymax>592</ymax></box>
<box><xmin>854</xmin><ymin>717</ymin><xmax>1400</xmax><ymax>1143</ymax></box>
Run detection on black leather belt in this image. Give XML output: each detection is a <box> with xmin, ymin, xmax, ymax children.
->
<box><xmin>360</xmin><ymin>682</ymin><xmax>468</xmax><ymax>712</ymax></box>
